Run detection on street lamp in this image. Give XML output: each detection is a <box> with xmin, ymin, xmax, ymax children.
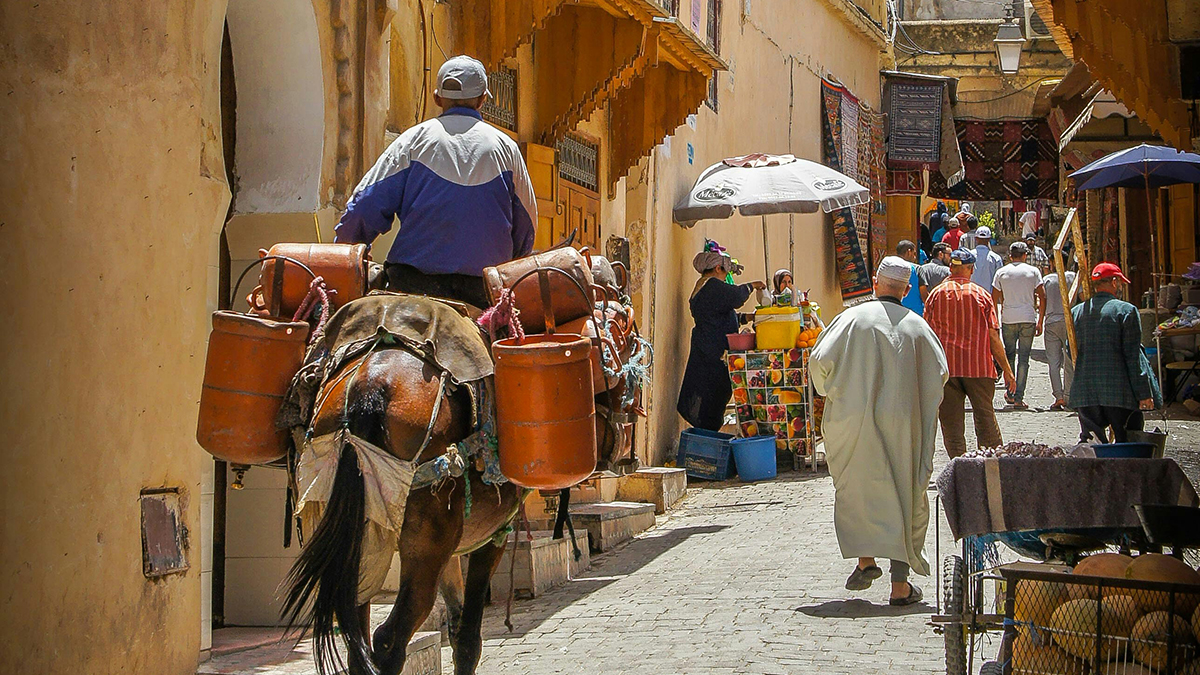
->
<box><xmin>994</xmin><ymin>7</ymin><xmax>1026</xmax><ymax>75</ymax></box>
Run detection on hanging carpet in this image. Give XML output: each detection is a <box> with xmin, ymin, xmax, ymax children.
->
<box><xmin>821</xmin><ymin>79</ymin><xmax>874</xmax><ymax>302</ymax></box>
<box><xmin>928</xmin><ymin>119</ymin><xmax>1058</xmax><ymax>200</ymax></box>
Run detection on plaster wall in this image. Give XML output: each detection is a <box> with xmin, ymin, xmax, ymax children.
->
<box><xmin>0</xmin><ymin>1</ymin><xmax>230</xmax><ymax>672</ymax></box>
<box><xmin>631</xmin><ymin>0</ymin><xmax>884</xmax><ymax>464</ymax></box>
<box><xmin>225</xmin><ymin>0</ymin><xmax>325</xmax><ymax>214</ymax></box>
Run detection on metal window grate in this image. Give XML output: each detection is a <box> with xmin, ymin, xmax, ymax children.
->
<box><xmin>481</xmin><ymin>67</ymin><xmax>517</xmax><ymax>131</ymax></box>
<box><xmin>707</xmin><ymin>74</ymin><xmax>719</xmax><ymax>112</ymax></box>
<box><xmin>662</xmin><ymin>0</ymin><xmax>680</xmax><ymax>16</ymax></box>
<box><xmin>557</xmin><ymin>133</ymin><xmax>599</xmax><ymax>192</ymax></box>
<box><xmin>706</xmin><ymin>0</ymin><xmax>722</xmax><ymax>53</ymax></box>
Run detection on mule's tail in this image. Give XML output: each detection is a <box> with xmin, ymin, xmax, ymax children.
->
<box><xmin>281</xmin><ymin>442</ymin><xmax>376</xmax><ymax>675</ymax></box>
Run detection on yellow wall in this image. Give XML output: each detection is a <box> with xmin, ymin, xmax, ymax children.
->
<box><xmin>627</xmin><ymin>0</ymin><xmax>885</xmax><ymax>464</ymax></box>
<box><xmin>0</xmin><ymin>1</ymin><xmax>230</xmax><ymax>671</ymax></box>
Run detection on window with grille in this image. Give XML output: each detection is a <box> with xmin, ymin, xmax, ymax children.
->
<box><xmin>662</xmin><ymin>0</ymin><xmax>680</xmax><ymax>16</ymax></box>
<box><xmin>706</xmin><ymin>0</ymin><xmax>721</xmax><ymax>53</ymax></box>
<box><xmin>556</xmin><ymin>133</ymin><xmax>600</xmax><ymax>193</ymax></box>
<box><xmin>481</xmin><ymin>67</ymin><xmax>517</xmax><ymax>132</ymax></box>
<box><xmin>705</xmin><ymin>0</ymin><xmax>721</xmax><ymax>111</ymax></box>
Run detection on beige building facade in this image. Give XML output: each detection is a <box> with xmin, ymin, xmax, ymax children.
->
<box><xmin>3</xmin><ymin>0</ymin><xmax>889</xmax><ymax>671</ymax></box>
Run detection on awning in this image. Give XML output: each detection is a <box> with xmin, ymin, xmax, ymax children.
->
<box><xmin>1030</xmin><ymin>0</ymin><xmax>1193</xmax><ymax>151</ymax></box>
<box><xmin>1042</xmin><ymin>62</ymin><xmax>1103</xmax><ymax>150</ymax></box>
<box><xmin>450</xmin><ymin>0</ymin><xmax>726</xmax><ymax>181</ymax></box>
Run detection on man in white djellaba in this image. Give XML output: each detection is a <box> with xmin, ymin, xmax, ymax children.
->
<box><xmin>810</xmin><ymin>256</ymin><xmax>949</xmax><ymax>605</ymax></box>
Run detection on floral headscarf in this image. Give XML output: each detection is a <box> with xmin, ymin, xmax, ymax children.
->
<box><xmin>692</xmin><ymin>240</ymin><xmax>743</xmax><ymax>281</ymax></box>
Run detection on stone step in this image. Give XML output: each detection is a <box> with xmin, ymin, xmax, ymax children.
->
<box><xmin>615</xmin><ymin>467</ymin><xmax>687</xmax><ymax>514</ymax></box>
<box><xmin>489</xmin><ymin>529</ymin><xmax>591</xmax><ymax>601</ymax></box>
<box><xmin>400</xmin><ymin>632</ymin><xmax>441</xmax><ymax>675</ymax></box>
<box><xmin>570</xmin><ymin>470</ymin><xmax>620</xmax><ymax>504</ymax></box>
<box><xmin>568</xmin><ymin>501</ymin><xmax>657</xmax><ymax>552</ymax></box>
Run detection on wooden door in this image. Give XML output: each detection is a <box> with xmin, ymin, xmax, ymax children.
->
<box><xmin>520</xmin><ymin>142</ymin><xmax>563</xmax><ymax>252</ymax></box>
<box><xmin>561</xmin><ymin>184</ymin><xmax>600</xmax><ymax>251</ymax></box>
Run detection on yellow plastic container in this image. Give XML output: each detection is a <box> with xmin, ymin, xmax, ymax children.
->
<box><xmin>754</xmin><ymin>306</ymin><xmax>803</xmax><ymax>350</ymax></box>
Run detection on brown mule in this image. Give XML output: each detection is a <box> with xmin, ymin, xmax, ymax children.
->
<box><xmin>281</xmin><ymin>347</ymin><xmax>524</xmax><ymax>675</ymax></box>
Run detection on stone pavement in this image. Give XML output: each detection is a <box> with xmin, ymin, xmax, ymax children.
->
<box><xmin>451</xmin><ymin>335</ymin><xmax>1200</xmax><ymax>675</ymax></box>
<box><xmin>201</xmin><ymin>336</ymin><xmax>1200</xmax><ymax>675</ymax></box>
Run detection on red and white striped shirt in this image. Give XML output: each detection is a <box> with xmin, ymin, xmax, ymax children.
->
<box><xmin>924</xmin><ymin>277</ymin><xmax>998</xmax><ymax>378</ymax></box>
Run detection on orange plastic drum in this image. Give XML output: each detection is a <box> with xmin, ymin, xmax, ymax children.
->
<box><xmin>259</xmin><ymin>243</ymin><xmax>368</xmax><ymax>316</ymax></box>
<box><xmin>196</xmin><ymin>311</ymin><xmax>310</xmax><ymax>464</ymax></box>
<box><xmin>493</xmin><ymin>334</ymin><xmax>597</xmax><ymax>489</ymax></box>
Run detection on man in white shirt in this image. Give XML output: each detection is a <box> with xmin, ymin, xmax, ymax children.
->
<box><xmin>1042</xmin><ymin>269</ymin><xmax>1077</xmax><ymax>410</ymax></box>
<box><xmin>970</xmin><ymin>224</ymin><xmax>1003</xmax><ymax>292</ymax></box>
<box><xmin>992</xmin><ymin>242</ymin><xmax>1046</xmax><ymax>409</ymax></box>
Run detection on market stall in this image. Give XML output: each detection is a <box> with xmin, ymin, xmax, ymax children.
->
<box><xmin>930</xmin><ymin>443</ymin><xmax>1200</xmax><ymax>675</ymax></box>
<box><xmin>724</xmin><ymin>297</ymin><xmax>826</xmax><ymax>471</ymax></box>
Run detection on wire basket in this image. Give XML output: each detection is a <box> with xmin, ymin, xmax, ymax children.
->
<box><xmin>1000</xmin><ymin>566</ymin><xmax>1200</xmax><ymax>674</ymax></box>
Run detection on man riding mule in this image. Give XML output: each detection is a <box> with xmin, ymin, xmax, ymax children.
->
<box><xmin>277</xmin><ymin>55</ymin><xmax>646</xmax><ymax>675</ymax></box>
<box><xmin>334</xmin><ymin>55</ymin><xmax>537</xmax><ymax>309</ymax></box>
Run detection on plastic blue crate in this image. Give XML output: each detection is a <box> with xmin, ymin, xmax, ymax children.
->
<box><xmin>677</xmin><ymin>428</ymin><xmax>734</xmax><ymax>480</ymax></box>
<box><xmin>730</xmin><ymin>436</ymin><xmax>777</xmax><ymax>482</ymax></box>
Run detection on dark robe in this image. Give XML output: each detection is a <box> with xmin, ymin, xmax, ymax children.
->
<box><xmin>677</xmin><ymin>277</ymin><xmax>754</xmax><ymax>430</ymax></box>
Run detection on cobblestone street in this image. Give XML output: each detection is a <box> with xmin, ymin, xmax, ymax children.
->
<box><xmin>455</xmin><ymin>335</ymin><xmax>1200</xmax><ymax>675</ymax></box>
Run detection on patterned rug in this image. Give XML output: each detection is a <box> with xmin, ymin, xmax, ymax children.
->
<box><xmin>886</xmin><ymin>79</ymin><xmax>943</xmax><ymax>167</ymax></box>
<box><xmin>928</xmin><ymin>120</ymin><xmax>1058</xmax><ymax>200</ymax></box>
<box><xmin>822</xmin><ymin>79</ymin><xmax>874</xmax><ymax>302</ymax></box>
<box><xmin>887</xmin><ymin>169</ymin><xmax>925</xmax><ymax>195</ymax></box>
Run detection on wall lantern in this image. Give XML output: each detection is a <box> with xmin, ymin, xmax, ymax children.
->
<box><xmin>994</xmin><ymin>7</ymin><xmax>1026</xmax><ymax>75</ymax></box>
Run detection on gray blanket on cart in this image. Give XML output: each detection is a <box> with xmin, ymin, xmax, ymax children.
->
<box><xmin>935</xmin><ymin>457</ymin><xmax>1199</xmax><ymax>540</ymax></box>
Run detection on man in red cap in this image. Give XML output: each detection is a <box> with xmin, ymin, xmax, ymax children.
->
<box><xmin>1068</xmin><ymin>262</ymin><xmax>1161</xmax><ymax>442</ymax></box>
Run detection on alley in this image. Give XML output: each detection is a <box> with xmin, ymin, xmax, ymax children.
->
<box><xmin>455</xmin><ymin>334</ymin><xmax>1199</xmax><ymax>675</ymax></box>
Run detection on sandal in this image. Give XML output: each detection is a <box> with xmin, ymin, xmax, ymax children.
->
<box><xmin>845</xmin><ymin>564</ymin><xmax>883</xmax><ymax>590</ymax></box>
<box><xmin>890</xmin><ymin>583</ymin><xmax>924</xmax><ymax>606</ymax></box>
<box><xmin>1049</xmin><ymin>400</ymin><xmax>1065</xmax><ymax>412</ymax></box>
<box><xmin>1013</xmin><ymin>401</ymin><xmax>1029</xmax><ymax>410</ymax></box>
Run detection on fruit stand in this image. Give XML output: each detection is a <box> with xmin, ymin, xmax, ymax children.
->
<box><xmin>725</xmin><ymin>347</ymin><xmax>825</xmax><ymax>471</ymax></box>
<box><xmin>931</xmin><ymin>454</ymin><xmax>1200</xmax><ymax>675</ymax></box>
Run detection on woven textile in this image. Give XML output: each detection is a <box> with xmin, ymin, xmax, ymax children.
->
<box><xmin>866</xmin><ymin>107</ymin><xmax>889</xmax><ymax>271</ymax></box>
<box><xmin>886</xmin><ymin>80</ymin><xmax>943</xmax><ymax>167</ymax></box>
<box><xmin>822</xmin><ymin>79</ymin><xmax>873</xmax><ymax>302</ymax></box>
<box><xmin>887</xmin><ymin>169</ymin><xmax>925</xmax><ymax>195</ymax></box>
<box><xmin>928</xmin><ymin>120</ymin><xmax>1058</xmax><ymax>200</ymax></box>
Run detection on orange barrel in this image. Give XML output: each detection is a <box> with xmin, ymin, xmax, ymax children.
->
<box><xmin>259</xmin><ymin>243</ymin><xmax>368</xmax><ymax>316</ymax></box>
<box><xmin>196</xmin><ymin>311</ymin><xmax>310</xmax><ymax>464</ymax></box>
<box><xmin>493</xmin><ymin>334</ymin><xmax>597</xmax><ymax>489</ymax></box>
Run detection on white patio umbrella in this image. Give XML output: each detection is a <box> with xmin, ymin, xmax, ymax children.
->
<box><xmin>673</xmin><ymin>153</ymin><xmax>870</xmax><ymax>273</ymax></box>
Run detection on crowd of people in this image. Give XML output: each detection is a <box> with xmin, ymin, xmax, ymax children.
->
<box><xmin>678</xmin><ymin>201</ymin><xmax>1164</xmax><ymax>605</ymax></box>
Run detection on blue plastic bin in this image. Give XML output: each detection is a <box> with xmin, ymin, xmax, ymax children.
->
<box><xmin>730</xmin><ymin>436</ymin><xmax>777</xmax><ymax>482</ymax></box>
<box><xmin>1092</xmin><ymin>442</ymin><xmax>1155</xmax><ymax>458</ymax></box>
<box><xmin>677</xmin><ymin>428</ymin><xmax>734</xmax><ymax>480</ymax></box>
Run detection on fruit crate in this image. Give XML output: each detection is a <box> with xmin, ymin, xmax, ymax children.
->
<box><xmin>998</xmin><ymin>566</ymin><xmax>1200</xmax><ymax>674</ymax></box>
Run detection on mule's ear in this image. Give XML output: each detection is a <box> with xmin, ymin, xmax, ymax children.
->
<box><xmin>366</xmin><ymin>262</ymin><xmax>387</xmax><ymax>291</ymax></box>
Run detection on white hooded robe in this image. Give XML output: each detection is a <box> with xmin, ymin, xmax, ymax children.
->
<box><xmin>810</xmin><ymin>298</ymin><xmax>948</xmax><ymax>576</ymax></box>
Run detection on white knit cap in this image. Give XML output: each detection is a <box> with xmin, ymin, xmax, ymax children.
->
<box><xmin>876</xmin><ymin>256</ymin><xmax>913</xmax><ymax>283</ymax></box>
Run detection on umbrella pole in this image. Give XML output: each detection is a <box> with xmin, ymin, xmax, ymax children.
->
<box><xmin>762</xmin><ymin>215</ymin><xmax>770</xmax><ymax>279</ymax></box>
<box><xmin>1144</xmin><ymin>167</ymin><xmax>1160</xmax><ymax>323</ymax></box>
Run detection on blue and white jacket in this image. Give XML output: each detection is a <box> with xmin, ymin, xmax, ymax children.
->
<box><xmin>334</xmin><ymin>108</ymin><xmax>537</xmax><ymax>276</ymax></box>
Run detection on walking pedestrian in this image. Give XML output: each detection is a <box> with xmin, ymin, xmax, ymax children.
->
<box><xmin>969</xmin><ymin>222</ymin><xmax>1003</xmax><ymax>292</ymax></box>
<box><xmin>941</xmin><ymin>212</ymin><xmax>968</xmax><ymax>250</ymax></box>
<box><xmin>896</xmin><ymin>240</ymin><xmax>924</xmax><ymax>315</ymax></box>
<box><xmin>925</xmin><ymin>249</ymin><xmax>1017</xmax><ymax>458</ymax></box>
<box><xmin>1042</xmin><ymin>269</ymin><xmax>1077</xmax><ymax>411</ymax></box>
<box><xmin>1025</xmin><ymin>233</ymin><xmax>1050</xmax><ymax>273</ymax></box>
<box><xmin>918</xmin><ymin>242</ymin><xmax>953</xmax><ymax>302</ymax></box>
<box><xmin>810</xmin><ymin>256</ymin><xmax>948</xmax><ymax>606</ymax></box>
<box><xmin>992</xmin><ymin>242</ymin><xmax>1045</xmax><ymax>409</ymax></box>
<box><xmin>1069</xmin><ymin>263</ymin><xmax>1162</xmax><ymax>442</ymax></box>
<box><xmin>931</xmin><ymin>212</ymin><xmax>950</xmax><ymax>246</ymax></box>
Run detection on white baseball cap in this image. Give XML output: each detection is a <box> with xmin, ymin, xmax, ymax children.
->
<box><xmin>435</xmin><ymin>55</ymin><xmax>490</xmax><ymax>100</ymax></box>
<box><xmin>975</xmin><ymin>225</ymin><xmax>992</xmax><ymax>240</ymax></box>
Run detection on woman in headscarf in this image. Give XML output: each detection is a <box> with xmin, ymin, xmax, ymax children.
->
<box><xmin>760</xmin><ymin>268</ymin><xmax>795</xmax><ymax>306</ymax></box>
<box><xmin>677</xmin><ymin>240</ymin><xmax>766</xmax><ymax>430</ymax></box>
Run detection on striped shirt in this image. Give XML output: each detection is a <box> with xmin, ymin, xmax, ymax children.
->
<box><xmin>924</xmin><ymin>277</ymin><xmax>999</xmax><ymax>378</ymax></box>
